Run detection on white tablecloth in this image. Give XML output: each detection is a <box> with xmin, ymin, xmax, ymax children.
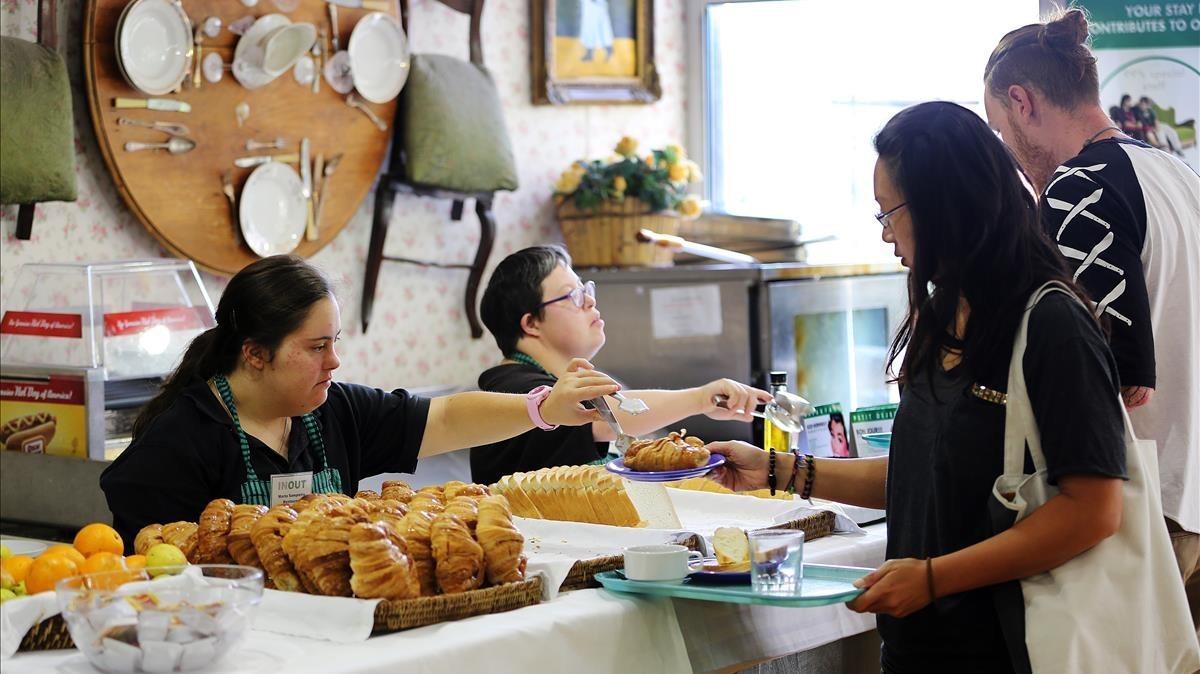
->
<box><xmin>3</xmin><ymin>525</ymin><xmax>886</xmax><ymax>674</ymax></box>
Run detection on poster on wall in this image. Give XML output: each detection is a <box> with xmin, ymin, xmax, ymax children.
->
<box><xmin>1076</xmin><ymin>0</ymin><xmax>1200</xmax><ymax>171</ymax></box>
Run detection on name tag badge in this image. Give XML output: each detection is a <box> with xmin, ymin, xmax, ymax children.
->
<box><xmin>270</xmin><ymin>471</ymin><xmax>314</xmax><ymax>507</ymax></box>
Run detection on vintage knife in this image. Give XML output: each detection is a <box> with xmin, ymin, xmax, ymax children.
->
<box><xmin>113</xmin><ymin>97</ymin><xmax>192</xmax><ymax>113</ymax></box>
<box><xmin>301</xmin><ymin>138</ymin><xmax>315</xmax><ymax>239</ymax></box>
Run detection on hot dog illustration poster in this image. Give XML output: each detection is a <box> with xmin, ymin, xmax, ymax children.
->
<box><xmin>0</xmin><ymin>376</ymin><xmax>87</xmax><ymax>458</ymax></box>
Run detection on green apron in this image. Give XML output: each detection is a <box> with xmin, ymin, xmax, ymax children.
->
<box><xmin>212</xmin><ymin>374</ymin><xmax>344</xmax><ymax>506</ymax></box>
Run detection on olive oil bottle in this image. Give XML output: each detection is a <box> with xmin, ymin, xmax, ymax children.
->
<box><xmin>762</xmin><ymin>371</ymin><xmax>791</xmax><ymax>452</ymax></box>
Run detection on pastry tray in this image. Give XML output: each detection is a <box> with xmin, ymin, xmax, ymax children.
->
<box><xmin>595</xmin><ymin>564</ymin><xmax>868</xmax><ymax>607</ymax></box>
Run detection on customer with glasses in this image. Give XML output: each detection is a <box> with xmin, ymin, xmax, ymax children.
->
<box><xmin>470</xmin><ymin>245</ymin><xmax>770</xmax><ymax>484</ymax></box>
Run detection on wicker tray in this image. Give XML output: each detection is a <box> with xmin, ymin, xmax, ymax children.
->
<box><xmin>556</xmin><ymin>513</ymin><xmax>835</xmax><ymax>592</ymax></box>
<box><xmin>558</xmin><ymin>199</ymin><xmax>680</xmax><ymax>267</ymax></box>
<box><xmin>18</xmin><ymin>577</ymin><xmax>544</xmax><ymax>652</ymax></box>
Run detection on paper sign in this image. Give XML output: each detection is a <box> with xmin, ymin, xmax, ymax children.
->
<box><xmin>0</xmin><ymin>375</ymin><xmax>88</xmax><ymax>458</ymax></box>
<box><xmin>849</xmin><ymin>404</ymin><xmax>899</xmax><ymax>457</ymax></box>
<box><xmin>0</xmin><ymin>311</ymin><xmax>83</xmax><ymax>338</ymax></box>
<box><xmin>650</xmin><ymin>285</ymin><xmax>722</xmax><ymax>340</ymax></box>
<box><xmin>104</xmin><ymin>307</ymin><xmax>211</xmax><ymax>337</ymax></box>
<box><xmin>797</xmin><ymin>403</ymin><xmax>849</xmax><ymax>458</ymax></box>
<box><xmin>270</xmin><ymin>471</ymin><xmax>314</xmax><ymax>507</ymax></box>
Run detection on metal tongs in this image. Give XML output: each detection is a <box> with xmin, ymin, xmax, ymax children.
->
<box><xmin>713</xmin><ymin>389</ymin><xmax>814</xmax><ymax>433</ymax></box>
<box><xmin>589</xmin><ymin>396</ymin><xmax>637</xmax><ymax>454</ymax></box>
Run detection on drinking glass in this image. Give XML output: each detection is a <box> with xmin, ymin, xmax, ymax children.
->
<box><xmin>749</xmin><ymin>529</ymin><xmax>804</xmax><ymax>593</ymax></box>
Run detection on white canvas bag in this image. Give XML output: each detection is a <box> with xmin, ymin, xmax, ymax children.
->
<box><xmin>991</xmin><ymin>281</ymin><xmax>1200</xmax><ymax>673</ymax></box>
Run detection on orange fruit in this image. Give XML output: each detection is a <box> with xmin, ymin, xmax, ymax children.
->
<box><xmin>124</xmin><ymin>555</ymin><xmax>147</xmax><ymax>572</ymax></box>
<box><xmin>26</xmin><ymin>554</ymin><xmax>79</xmax><ymax>595</ymax></box>
<box><xmin>43</xmin><ymin>544</ymin><xmax>86</xmax><ymax>567</ymax></box>
<box><xmin>2</xmin><ymin>556</ymin><xmax>34</xmax><ymax>584</ymax></box>
<box><xmin>74</xmin><ymin>523</ymin><xmax>124</xmax><ymax>557</ymax></box>
<box><xmin>80</xmin><ymin>552</ymin><xmax>132</xmax><ymax>590</ymax></box>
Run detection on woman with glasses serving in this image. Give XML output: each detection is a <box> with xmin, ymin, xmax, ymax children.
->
<box><xmin>468</xmin><ymin>245</ymin><xmax>771</xmax><ymax>484</ymax></box>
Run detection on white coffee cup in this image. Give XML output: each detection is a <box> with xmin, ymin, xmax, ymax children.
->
<box><xmin>261</xmin><ymin>23</ymin><xmax>317</xmax><ymax>77</ymax></box>
<box><xmin>623</xmin><ymin>544</ymin><xmax>703</xmax><ymax>581</ymax></box>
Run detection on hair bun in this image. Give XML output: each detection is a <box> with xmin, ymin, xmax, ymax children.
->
<box><xmin>1041</xmin><ymin>8</ymin><xmax>1089</xmax><ymax>49</ymax></box>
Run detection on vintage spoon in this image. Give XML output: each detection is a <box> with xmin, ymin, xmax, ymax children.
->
<box><xmin>124</xmin><ymin>137</ymin><xmax>197</xmax><ymax>154</ymax></box>
<box><xmin>117</xmin><ymin>117</ymin><xmax>191</xmax><ymax>137</ymax></box>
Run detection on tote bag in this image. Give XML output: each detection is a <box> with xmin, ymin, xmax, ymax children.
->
<box><xmin>991</xmin><ymin>281</ymin><xmax>1200</xmax><ymax>673</ymax></box>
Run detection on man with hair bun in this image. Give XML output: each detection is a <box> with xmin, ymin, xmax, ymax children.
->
<box><xmin>984</xmin><ymin>8</ymin><xmax>1200</xmax><ymax>628</ymax></box>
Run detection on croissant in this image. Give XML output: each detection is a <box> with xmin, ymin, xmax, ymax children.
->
<box><xmin>381</xmin><ymin>480</ymin><xmax>415</xmax><ymax>503</ymax></box>
<box><xmin>161</xmin><ymin>521</ymin><xmax>198</xmax><ymax>560</ymax></box>
<box><xmin>408</xmin><ymin>492</ymin><xmax>445</xmax><ymax>516</ymax></box>
<box><xmin>364</xmin><ymin>499</ymin><xmax>408</xmax><ymax>532</ymax></box>
<box><xmin>283</xmin><ymin>498</ymin><xmax>346</xmax><ymax>593</ymax></box>
<box><xmin>227</xmin><ymin>504</ymin><xmax>268</xmax><ymax>571</ymax></box>
<box><xmin>444</xmin><ymin>496</ymin><xmax>479</xmax><ymax>532</ymax></box>
<box><xmin>402</xmin><ymin>509</ymin><xmax>438</xmax><ymax>596</ymax></box>
<box><xmin>623</xmin><ymin>431</ymin><xmax>709</xmax><ymax>472</ymax></box>
<box><xmin>134</xmin><ymin>524</ymin><xmax>164</xmax><ymax>556</ymax></box>
<box><xmin>430</xmin><ymin>513</ymin><xmax>484</xmax><ymax>594</ymax></box>
<box><xmin>251</xmin><ymin>505</ymin><xmax>302</xmax><ymax>592</ymax></box>
<box><xmin>196</xmin><ymin>499</ymin><xmax>236</xmax><ymax>564</ymax></box>
<box><xmin>293</xmin><ymin>500</ymin><xmax>369</xmax><ymax>596</ymax></box>
<box><xmin>476</xmin><ymin>496</ymin><xmax>526</xmax><ymax>585</ymax></box>
<box><xmin>443</xmin><ymin>481</ymin><xmax>491</xmax><ymax>501</ymax></box>
<box><xmin>348</xmin><ymin>521</ymin><xmax>420</xmax><ymax>600</ymax></box>
<box><xmin>354</xmin><ymin>490</ymin><xmax>381</xmax><ymax>501</ymax></box>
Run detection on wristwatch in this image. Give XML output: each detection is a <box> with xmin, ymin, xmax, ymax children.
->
<box><xmin>526</xmin><ymin>385</ymin><xmax>558</xmax><ymax>430</ymax></box>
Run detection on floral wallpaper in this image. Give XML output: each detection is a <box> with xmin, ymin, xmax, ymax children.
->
<box><xmin>0</xmin><ymin>0</ymin><xmax>686</xmax><ymax>391</ymax></box>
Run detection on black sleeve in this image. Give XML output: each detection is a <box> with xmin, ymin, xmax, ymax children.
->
<box><xmin>100</xmin><ymin>437</ymin><xmax>221</xmax><ymax>551</ymax></box>
<box><xmin>335</xmin><ymin>383</ymin><xmax>431</xmax><ymax>477</ymax></box>
<box><xmin>1041</xmin><ymin>162</ymin><xmax>1155</xmax><ymax>388</ymax></box>
<box><xmin>1023</xmin><ymin>293</ymin><xmax>1127</xmax><ymax>485</ymax></box>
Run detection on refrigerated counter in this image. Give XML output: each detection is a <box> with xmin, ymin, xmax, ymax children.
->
<box><xmin>585</xmin><ymin>262</ymin><xmax>907</xmax><ymax>444</ymax></box>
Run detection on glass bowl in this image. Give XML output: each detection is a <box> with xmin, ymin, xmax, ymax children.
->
<box><xmin>56</xmin><ymin>565</ymin><xmax>263</xmax><ymax>673</ymax></box>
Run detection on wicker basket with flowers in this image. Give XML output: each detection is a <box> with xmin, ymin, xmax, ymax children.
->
<box><xmin>554</xmin><ymin>137</ymin><xmax>703</xmax><ymax>267</ymax></box>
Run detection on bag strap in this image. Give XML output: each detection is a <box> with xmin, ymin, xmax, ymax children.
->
<box><xmin>1003</xmin><ymin>281</ymin><xmax>1082</xmax><ymax>476</ymax></box>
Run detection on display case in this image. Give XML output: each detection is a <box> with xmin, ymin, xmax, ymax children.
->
<box><xmin>1</xmin><ymin>259</ymin><xmax>214</xmax><ymax>460</ymax></box>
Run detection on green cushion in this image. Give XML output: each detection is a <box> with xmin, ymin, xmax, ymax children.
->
<box><xmin>0</xmin><ymin>37</ymin><xmax>77</xmax><ymax>204</ymax></box>
<box><xmin>400</xmin><ymin>54</ymin><xmax>518</xmax><ymax>193</ymax></box>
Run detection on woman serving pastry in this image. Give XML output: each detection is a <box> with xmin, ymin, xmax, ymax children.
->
<box><xmin>101</xmin><ymin>256</ymin><xmax>620</xmax><ymax>549</ymax></box>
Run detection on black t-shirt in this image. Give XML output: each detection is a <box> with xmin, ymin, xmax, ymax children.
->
<box><xmin>470</xmin><ymin>364</ymin><xmax>606</xmax><ymax>485</ymax></box>
<box><xmin>1040</xmin><ymin>138</ymin><xmax>1156</xmax><ymax>389</ymax></box>
<box><xmin>101</xmin><ymin>380</ymin><xmax>430</xmax><ymax>549</ymax></box>
<box><xmin>880</xmin><ymin>292</ymin><xmax>1127</xmax><ymax>673</ymax></box>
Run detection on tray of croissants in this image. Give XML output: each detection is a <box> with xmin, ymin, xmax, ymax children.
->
<box><xmin>132</xmin><ymin>480</ymin><xmax>540</xmax><ymax>634</ymax></box>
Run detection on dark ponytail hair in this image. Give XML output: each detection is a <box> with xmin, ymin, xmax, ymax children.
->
<box><xmin>875</xmin><ymin>102</ymin><xmax>1090</xmax><ymax>385</ymax></box>
<box><xmin>133</xmin><ymin>255</ymin><xmax>334</xmax><ymax>438</ymax></box>
<box><xmin>984</xmin><ymin>8</ymin><xmax>1099</xmax><ymax>110</ymax></box>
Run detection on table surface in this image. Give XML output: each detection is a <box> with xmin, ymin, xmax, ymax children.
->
<box><xmin>84</xmin><ymin>0</ymin><xmax>399</xmax><ymax>274</ymax></box>
<box><xmin>2</xmin><ymin>525</ymin><xmax>887</xmax><ymax>674</ymax></box>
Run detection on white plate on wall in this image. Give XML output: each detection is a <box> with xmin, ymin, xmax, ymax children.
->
<box><xmin>117</xmin><ymin>0</ymin><xmax>193</xmax><ymax>95</ymax></box>
<box><xmin>348</xmin><ymin>12</ymin><xmax>410</xmax><ymax>103</ymax></box>
<box><xmin>239</xmin><ymin>162</ymin><xmax>307</xmax><ymax>258</ymax></box>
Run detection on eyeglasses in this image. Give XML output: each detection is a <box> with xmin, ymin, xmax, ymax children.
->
<box><xmin>535</xmin><ymin>280</ymin><xmax>596</xmax><ymax>311</ymax></box>
<box><xmin>874</xmin><ymin>202</ymin><xmax>907</xmax><ymax>230</ymax></box>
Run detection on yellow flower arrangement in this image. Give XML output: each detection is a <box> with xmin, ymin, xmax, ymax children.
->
<box><xmin>553</xmin><ymin>137</ymin><xmax>702</xmax><ymax>216</ymax></box>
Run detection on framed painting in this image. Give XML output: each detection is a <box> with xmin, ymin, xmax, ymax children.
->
<box><xmin>532</xmin><ymin>0</ymin><xmax>661</xmax><ymax>105</ymax></box>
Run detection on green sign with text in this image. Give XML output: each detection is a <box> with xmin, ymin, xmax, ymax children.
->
<box><xmin>1084</xmin><ymin>1</ymin><xmax>1200</xmax><ymax>48</ymax></box>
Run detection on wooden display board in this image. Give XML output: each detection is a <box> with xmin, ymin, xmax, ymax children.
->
<box><xmin>83</xmin><ymin>0</ymin><xmax>399</xmax><ymax>275</ymax></box>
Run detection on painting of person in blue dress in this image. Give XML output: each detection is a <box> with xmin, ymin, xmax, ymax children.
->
<box><xmin>554</xmin><ymin>0</ymin><xmax>636</xmax><ymax>77</ymax></box>
<box><xmin>578</xmin><ymin>0</ymin><xmax>614</xmax><ymax>62</ymax></box>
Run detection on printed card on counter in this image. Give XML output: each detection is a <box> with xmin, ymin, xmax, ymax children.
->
<box><xmin>796</xmin><ymin>403</ymin><xmax>852</xmax><ymax>458</ymax></box>
<box><xmin>849</xmin><ymin>403</ymin><xmax>899</xmax><ymax>457</ymax></box>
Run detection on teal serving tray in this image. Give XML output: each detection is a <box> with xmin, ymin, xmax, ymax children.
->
<box><xmin>595</xmin><ymin>564</ymin><xmax>869</xmax><ymax>607</ymax></box>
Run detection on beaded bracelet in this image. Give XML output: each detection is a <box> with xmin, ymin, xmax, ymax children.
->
<box><xmin>799</xmin><ymin>454</ymin><xmax>816</xmax><ymax>500</ymax></box>
<box><xmin>785</xmin><ymin>450</ymin><xmax>801</xmax><ymax>494</ymax></box>
<box><xmin>768</xmin><ymin>448</ymin><xmax>777</xmax><ymax>495</ymax></box>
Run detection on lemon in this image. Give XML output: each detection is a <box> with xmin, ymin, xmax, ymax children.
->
<box><xmin>0</xmin><ymin>588</ymin><xmax>15</xmax><ymax>602</ymax></box>
<box><xmin>0</xmin><ymin>544</ymin><xmax>11</xmax><ymax>561</ymax></box>
<box><xmin>144</xmin><ymin>543</ymin><xmax>187</xmax><ymax>577</ymax></box>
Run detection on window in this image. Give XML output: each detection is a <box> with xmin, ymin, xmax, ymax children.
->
<box><xmin>688</xmin><ymin>0</ymin><xmax>1041</xmax><ymax>263</ymax></box>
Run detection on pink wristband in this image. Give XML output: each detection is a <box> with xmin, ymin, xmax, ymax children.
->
<box><xmin>526</xmin><ymin>385</ymin><xmax>558</xmax><ymax>430</ymax></box>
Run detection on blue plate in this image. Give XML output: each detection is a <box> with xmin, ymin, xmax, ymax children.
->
<box><xmin>597</xmin><ymin>564</ymin><xmax>869</xmax><ymax>607</ymax></box>
<box><xmin>862</xmin><ymin>432</ymin><xmax>892</xmax><ymax>451</ymax></box>
<box><xmin>605</xmin><ymin>454</ymin><xmax>726</xmax><ymax>482</ymax></box>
